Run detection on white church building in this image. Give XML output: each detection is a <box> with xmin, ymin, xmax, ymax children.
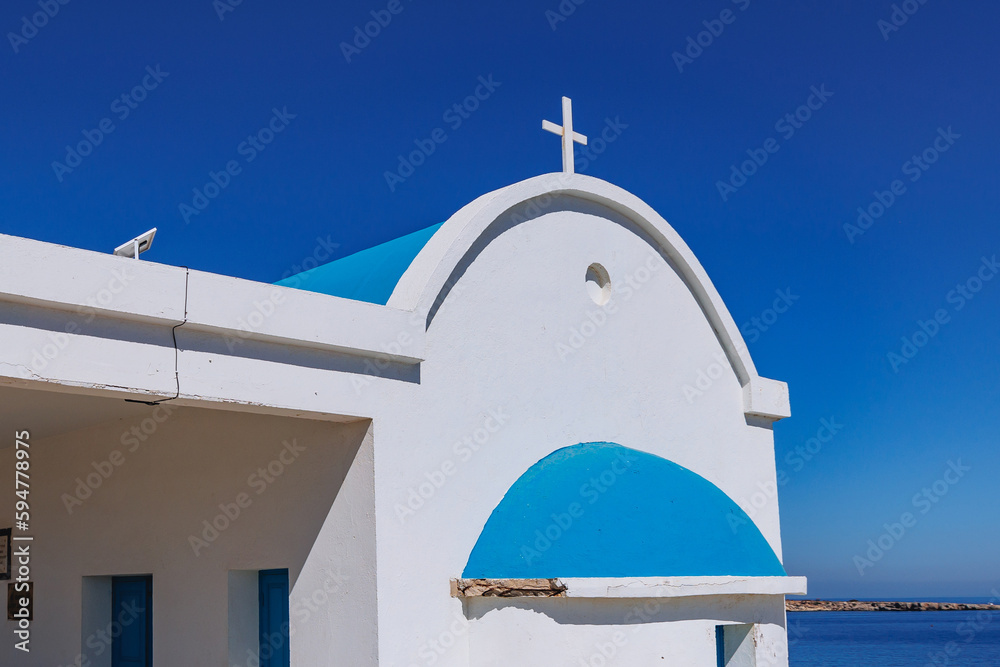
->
<box><xmin>0</xmin><ymin>99</ymin><xmax>804</xmax><ymax>666</ymax></box>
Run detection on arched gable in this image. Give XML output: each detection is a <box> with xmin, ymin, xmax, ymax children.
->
<box><xmin>390</xmin><ymin>173</ymin><xmax>789</xmax><ymax>420</ymax></box>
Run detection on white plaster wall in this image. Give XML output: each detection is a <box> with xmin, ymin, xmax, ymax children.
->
<box><xmin>291</xmin><ymin>423</ymin><xmax>378</xmax><ymax>666</ymax></box>
<box><xmin>0</xmin><ymin>228</ymin><xmax>425</xmax><ymax>420</ymax></box>
<box><xmin>0</xmin><ymin>178</ymin><xmax>791</xmax><ymax>667</ymax></box>
<box><xmin>465</xmin><ymin>594</ymin><xmax>787</xmax><ymax>667</ymax></box>
<box><xmin>372</xmin><ymin>200</ymin><xmax>787</xmax><ymax>666</ymax></box>
<box><xmin>0</xmin><ymin>403</ymin><xmax>375</xmax><ymax>667</ymax></box>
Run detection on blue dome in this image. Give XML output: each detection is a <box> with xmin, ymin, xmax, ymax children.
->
<box><xmin>463</xmin><ymin>442</ymin><xmax>785</xmax><ymax>579</ymax></box>
<box><xmin>275</xmin><ymin>223</ymin><xmax>442</xmax><ymax>305</ymax></box>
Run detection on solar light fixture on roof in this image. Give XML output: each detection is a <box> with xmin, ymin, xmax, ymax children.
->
<box><xmin>113</xmin><ymin>228</ymin><xmax>157</xmax><ymax>259</ymax></box>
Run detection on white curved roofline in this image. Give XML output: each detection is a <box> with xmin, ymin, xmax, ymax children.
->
<box><xmin>389</xmin><ymin>173</ymin><xmax>790</xmax><ymax>421</ymax></box>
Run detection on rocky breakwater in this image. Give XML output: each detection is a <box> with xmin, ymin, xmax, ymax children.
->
<box><xmin>787</xmin><ymin>599</ymin><xmax>1000</xmax><ymax>612</ymax></box>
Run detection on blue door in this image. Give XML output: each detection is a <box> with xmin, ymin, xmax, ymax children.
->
<box><xmin>112</xmin><ymin>576</ymin><xmax>152</xmax><ymax>667</ymax></box>
<box><xmin>258</xmin><ymin>569</ymin><xmax>290</xmax><ymax>667</ymax></box>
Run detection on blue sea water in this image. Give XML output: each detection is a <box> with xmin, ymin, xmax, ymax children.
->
<box><xmin>788</xmin><ymin>611</ymin><xmax>1000</xmax><ymax>666</ymax></box>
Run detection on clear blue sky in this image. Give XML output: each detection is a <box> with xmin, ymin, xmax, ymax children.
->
<box><xmin>3</xmin><ymin>1</ymin><xmax>998</xmax><ymax>599</ymax></box>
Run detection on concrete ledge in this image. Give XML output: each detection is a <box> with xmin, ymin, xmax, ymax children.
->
<box><xmin>0</xmin><ymin>233</ymin><xmax>186</xmax><ymax>323</ymax></box>
<box><xmin>185</xmin><ymin>269</ymin><xmax>424</xmax><ymax>363</ymax></box>
<box><xmin>452</xmin><ymin>576</ymin><xmax>807</xmax><ymax>599</ymax></box>
<box><xmin>742</xmin><ymin>378</ymin><xmax>791</xmax><ymax>420</ymax></box>
<box><xmin>0</xmin><ymin>233</ymin><xmax>425</xmax><ymax>365</ymax></box>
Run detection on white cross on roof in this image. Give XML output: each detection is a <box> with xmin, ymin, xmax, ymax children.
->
<box><xmin>542</xmin><ymin>96</ymin><xmax>588</xmax><ymax>174</ymax></box>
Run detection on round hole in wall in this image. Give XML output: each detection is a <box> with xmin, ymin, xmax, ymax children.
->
<box><xmin>585</xmin><ymin>263</ymin><xmax>612</xmax><ymax>305</ymax></box>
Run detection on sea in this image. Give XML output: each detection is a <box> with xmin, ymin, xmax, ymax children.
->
<box><xmin>789</xmin><ymin>601</ymin><xmax>1000</xmax><ymax>666</ymax></box>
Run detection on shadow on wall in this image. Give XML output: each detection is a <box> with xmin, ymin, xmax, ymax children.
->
<box><xmin>43</xmin><ymin>403</ymin><xmax>370</xmax><ymax>580</ymax></box>
<box><xmin>464</xmin><ymin>594</ymin><xmax>787</xmax><ymax>627</ymax></box>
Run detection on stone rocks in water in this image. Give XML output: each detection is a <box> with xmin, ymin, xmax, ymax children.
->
<box><xmin>786</xmin><ymin>599</ymin><xmax>1000</xmax><ymax>612</ymax></box>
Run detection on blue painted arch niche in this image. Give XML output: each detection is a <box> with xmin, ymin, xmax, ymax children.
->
<box><xmin>462</xmin><ymin>442</ymin><xmax>785</xmax><ymax>579</ymax></box>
